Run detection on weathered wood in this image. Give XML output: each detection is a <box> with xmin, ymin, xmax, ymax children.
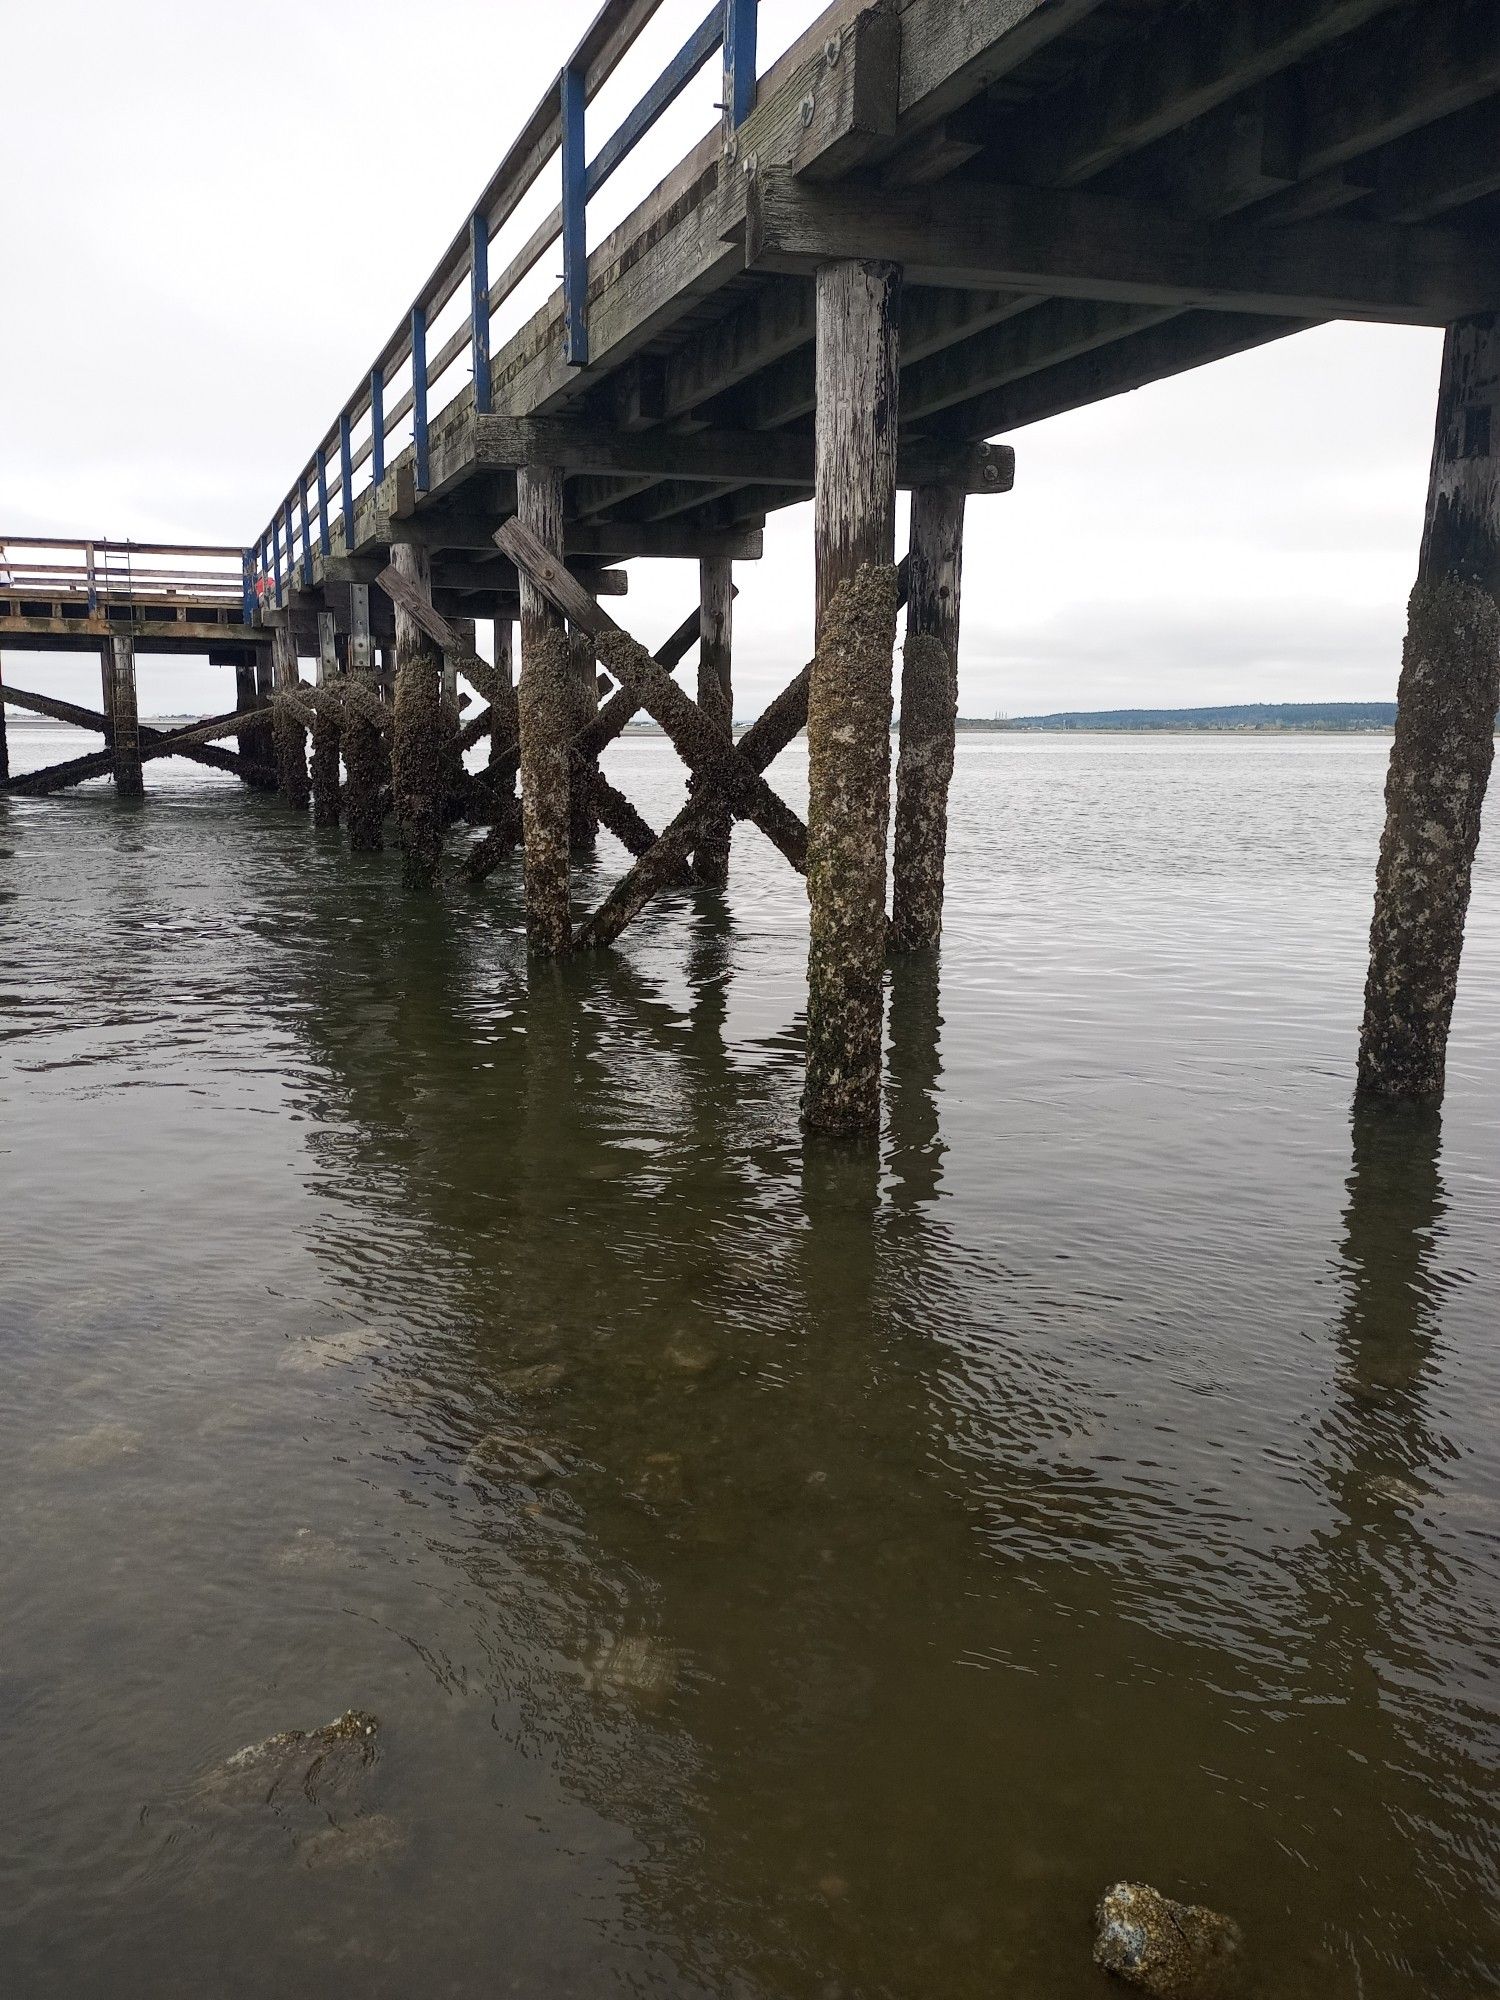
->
<box><xmin>310</xmin><ymin>611</ymin><xmax>343</xmax><ymax>828</ymax></box>
<box><xmin>0</xmin><ymin>703</ymin><xmax>276</xmax><ymax>795</ymax></box>
<box><xmin>516</xmin><ymin>466</ymin><xmax>573</xmax><ymax>952</ymax></box>
<box><xmin>469</xmin><ymin>409</ymin><xmax>1010</xmax><ymax>491</ymax></box>
<box><xmin>803</xmin><ymin>259</ymin><xmax>902</xmax><ymax>1136</ymax></box>
<box><xmin>693</xmin><ymin>557</ymin><xmax>734</xmax><ymax>887</ymax></box>
<box><xmin>271</xmin><ymin>622</ymin><xmax>310</xmax><ymax>810</ymax></box>
<box><xmin>567</xmin><ymin>625</ymin><xmax>600</xmax><ymax>852</ymax></box>
<box><xmin>389</xmin><ymin>542</ymin><xmax>447</xmax><ymax>887</ymax></box>
<box><xmin>0</xmin><ymin>658</ymin><xmax>7</xmax><ymax>784</ymax></box>
<box><xmin>108</xmin><ymin>634</ymin><xmax>143</xmax><ymax>799</ymax></box>
<box><xmin>574</xmin><ymin>564</ymin><xmax>910</xmax><ymax>951</ymax></box>
<box><xmin>495</xmin><ymin>518</ymin><xmax>807</xmax><ymax>870</ymax></box>
<box><xmin>1358</xmin><ymin>312</ymin><xmax>1500</xmax><ymax>1103</ymax></box>
<box><xmin>490</xmin><ymin>616</ymin><xmax>518</xmax><ymax>804</ymax></box>
<box><xmin>746</xmin><ymin>170</ymin><xmax>1499</xmax><ymax>327</ymax></box>
<box><xmin>891</xmin><ymin>483</ymin><xmax>965</xmax><ymax>953</ymax></box>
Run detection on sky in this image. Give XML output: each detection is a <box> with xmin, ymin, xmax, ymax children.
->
<box><xmin>0</xmin><ymin>0</ymin><xmax>1444</xmax><ymax>721</ymax></box>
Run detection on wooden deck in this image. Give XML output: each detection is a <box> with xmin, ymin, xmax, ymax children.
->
<box><xmin>252</xmin><ymin>0</ymin><xmax>1500</xmax><ymax>611</ymax></box>
<box><xmin>0</xmin><ymin>538</ymin><xmax>264</xmax><ymax>657</ymax></box>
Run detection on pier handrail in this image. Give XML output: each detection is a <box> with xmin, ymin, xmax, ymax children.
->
<box><xmin>252</xmin><ymin>0</ymin><xmax>767</xmax><ymax>617</ymax></box>
<box><xmin>0</xmin><ymin>537</ymin><xmax>246</xmax><ymax>613</ymax></box>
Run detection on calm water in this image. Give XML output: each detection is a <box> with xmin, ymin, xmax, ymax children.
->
<box><xmin>2</xmin><ymin>724</ymin><xmax>1498</xmax><ymax>1999</ymax></box>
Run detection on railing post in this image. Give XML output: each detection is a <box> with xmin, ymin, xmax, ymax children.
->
<box><xmin>411</xmin><ymin>304</ymin><xmax>429</xmax><ymax>493</ymax></box>
<box><xmin>723</xmin><ymin>0</ymin><xmax>758</xmax><ymax>131</ymax></box>
<box><xmin>85</xmin><ymin>541</ymin><xmax>97</xmax><ymax>613</ymax></box>
<box><xmin>469</xmin><ymin>214</ymin><xmax>492</xmax><ymax>414</ymax></box>
<box><xmin>272</xmin><ymin>512</ymin><xmax>284</xmax><ymax>608</ymax></box>
<box><xmin>370</xmin><ymin>369</ymin><xmax>386</xmax><ymax>487</ymax></box>
<box><xmin>299</xmin><ymin>476</ymin><xmax>313</xmax><ymax>588</ymax></box>
<box><xmin>316</xmin><ymin>448</ymin><xmax>330</xmax><ymax>556</ymax></box>
<box><xmin>339</xmin><ymin>413</ymin><xmax>356</xmax><ymax>548</ymax></box>
<box><xmin>560</xmin><ymin>64</ymin><xmax>588</xmax><ymax>366</ymax></box>
<box><xmin>241</xmin><ymin>548</ymin><xmax>256</xmax><ymax>626</ymax></box>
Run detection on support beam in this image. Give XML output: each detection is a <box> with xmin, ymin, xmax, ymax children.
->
<box><xmin>389</xmin><ymin>542</ymin><xmax>446</xmax><ymax>887</ymax></box>
<box><xmin>271</xmin><ymin>622</ymin><xmax>309</xmax><ymax>810</ymax></box>
<box><xmin>311</xmin><ymin>610</ymin><xmax>342</xmax><ymax>828</ymax></box>
<box><xmin>491</xmin><ymin>616</ymin><xmax>518</xmax><ymax>807</ymax></box>
<box><xmin>0</xmin><ymin>659</ymin><xmax>7</xmax><ymax>784</ymax></box>
<box><xmin>746</xmin><ymin>170</ymin><xmax>1498</xmax><ymax>326</ymax></box>
<box><xmin>891</xmin><ymin>484</ymin><xmax>965</xmax><ymax>954</ymax></box>
<box><xmin>472</xmin><ymin>409</ymin><xmax>1010</xmax><ymax>491</ymax></box>
<box><xmin>567</xmin><ymin>625</ymin><xmax>600</xmax><ymax>853</ymax></box>
<box><xmin>1358</xmin><ymin>312</ymin><xmax>1500</xmax><ymax>1103</ymax></box>
<box><xmin>108</xmin><ymin>634</ymin><xmax>143</xmax><ymax>799</ymax></box>
<box><xmin>803</xmin><ymin>258</ymin><xmax>903</xmax><ymax>1136</ymax></box>
<box><xmin>516</xmin><ymin>466</ymin><xmax>573</xmax><ymax>952</ymax></box>
<box><xmin>693</xmin><ymin>558</ymin><xmax>734</xmax><ymax>887</ymax></box>
<box><xmin>495</xmin><ymin>519</ymin><xmax>806</xmax><ymax>870</ymax></box>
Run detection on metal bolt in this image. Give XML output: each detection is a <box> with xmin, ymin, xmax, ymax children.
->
<box><xmin>825</xmin><ymin>35</ymin><xmax>841</xmax><ymax>65</ymax></box>
<box><xmin>800</xmin><ymin>92</ymin><xmax>816</xmax><ymax>127</ymax></box>
<box><xmin>725</xmin><ymin>131</ymin><xmax>739</xmax><ymax>164</ymax></box>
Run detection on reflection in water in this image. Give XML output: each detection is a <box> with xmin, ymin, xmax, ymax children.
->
<box><xmin>2</xmin><ymin>742</ymin><xmax>1499</xmax><ymax>1999</ymax></box>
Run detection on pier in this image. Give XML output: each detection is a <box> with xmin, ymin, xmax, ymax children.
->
<box><xmin>4</xmin><ymin>0</ymin><xmax>1499</xmax><ymax>1128</ymax></box>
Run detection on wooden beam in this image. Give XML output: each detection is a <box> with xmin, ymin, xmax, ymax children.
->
<box><xmin>516</xmin><ymin>466</ymin><xmax>573</xmax><ymax>953</ymax></box>
<box><xmin>989</xmin><ymin>0</ymin><xmax>1405</xmax><ymax>190</ymax></box>
<box><xmin>747</xmin><ymin>170</ymin><xmax>1499</xmax><ymax>326</ymax></box>
<box><xmin>694</xmin><ymin>556</ymin><xmax>734</xmax><ymax>887</ymax></box>
<box><xmin>471</xmin><ymin>409</ymin><xmax>1012</xmax><ymax>491</ymax></box>
<box><xmin>494</xmin><ymin>516</ymin><xmax>807</xmax><ymax>871</ymax></box>
<box><xmin>893</xmin><ymin>0</ymin><xmax>1113</xmax><ymax>136</ymax></box>
<box><xmin>803</xmin><ymin>258</ymin><xmax>903</xmax><ymax>1134</ymax></box>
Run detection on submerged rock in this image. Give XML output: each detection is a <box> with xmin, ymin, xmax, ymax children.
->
<box><xmin>463</xmin><ymin>1428</ymin><xmax>567</xmax><ymax>1487</ymax></box>
<box><xmin>497</xmin><ymin>1361</ymin><xmax>567</xmax><ymax>1397</ymax></box>
<box><xmin>43</xmin><ymin>1422</ymin><xmax>144</xmax><ymax>1469</ymax></box>
<box><xmin>206</xmin><ymin>1710</ymin><xmax>380</xmax><ymax>1806</ymax></box>
<box><xmin>299</xmin><ymin>1811</ymin><xmax>406</xmax><ymax>1871</ymax></box>
<box><xmin>588</xmin><ymin>1636</ymin><xmax>677</xmax><ymax>1706</ymax></box>
<box><xmin>1093</xmin><ymin>1881</ymin><xmax>1242</xmax><ymax>1999</ymax></box>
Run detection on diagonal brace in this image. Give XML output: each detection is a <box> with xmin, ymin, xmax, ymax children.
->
<box><xmin>494</xmin><ymin>519</ymin><xmax>806</xmax><ymax>871</ymax></box>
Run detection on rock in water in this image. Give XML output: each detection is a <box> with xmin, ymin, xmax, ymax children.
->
<box><xmin>1093</xmin><ymin>1882</ymin><xmax>1242</xmax><ymax>1999</ymax></box>
<box><xmin>208</xmin><ymin>1710</ymin><xmax>380</xmax><ymax>1806</ymax></box>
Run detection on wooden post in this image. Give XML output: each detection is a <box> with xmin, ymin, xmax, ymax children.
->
<box><xmin>802</xmin><ymin>259</ymin><xmax>902</xmax><ymax>1135</ymax></box>
<box><xmin>343</xmin><ymin>584</ymin><xmax>386</xmax><ymax>853</ymax></box>
<box><xmin>891</xmin><ymin>483</ymin><xmax>966</xmax><ymax>953</ymax></box>
<box><xmin>517</xmin><ymin>465</ymin><xmax>572</xmax><ymax>952</ymax></box>
<box><xmin>108</xmin><ymin>633</ymin><xmax>144</xmax><ymax>798</ymax></box>
<box><xmin>271</xmin><ymin>622</ymin><xmax>309</xmax><ymax>810</ymax></box>
<box><xmin>390</xmin><ymin>541</ymin><xmax>445</xmax><ymax>887</ymax></box>
<box><xmin>0</xmin><ymin>657</ymin><xmax>8</xmax><ymax>785</ymax></box>
<box><xmin>1358</xmin><ymin>313</ymin><xmax>1500</xmax><ymax>1103</ymax></box>
<box><xmin>311</xmin><ymin>610</ymin><xmax>342</xmax><ymax>828</ymax></box>
<box><xmin>233</xmin><ymin>656</ymin><xmax>273</xmax><ymax>790</ymax></box>
<box><xmin>694</xmin><ymin>557</ymin><xmax>734</xmax><ymax>887</ymax></box>
<box><xmin>441</xmin><ymin>615</ymin><xmax>472</xmax><ymax>828</ymax></box>
<box><xmin>492</xmin><ymin>616</ymin><xmax>518</xmax><ymax>804</ymax></box>
<box><xmin>568</xmin><ymin>624</ymin><xmax>600</xmax><ymax>853</ymax></box>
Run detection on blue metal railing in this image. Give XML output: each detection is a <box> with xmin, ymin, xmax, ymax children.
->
<box><xmin>252</xmin><ymin>0</ymin><xmax>770</xmax><ymax>612</ymax></box>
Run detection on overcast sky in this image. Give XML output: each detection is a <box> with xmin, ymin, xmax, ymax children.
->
<box><xmin>1</xmin><ymin>0</ymin><xmax>1442</xmax><ymax>720</ymax></box>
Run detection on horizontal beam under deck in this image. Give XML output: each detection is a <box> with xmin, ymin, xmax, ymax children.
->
<box><xmin>0</xmin><ymin>618</ymin><xmax>268</xmax><ymax>652</ymax></box>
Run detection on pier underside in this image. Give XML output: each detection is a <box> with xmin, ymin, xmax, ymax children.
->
<box><xmin>6</xmin><ymin>0</ymin><xmax>1499</xmax><ymax>1125</ymax></box>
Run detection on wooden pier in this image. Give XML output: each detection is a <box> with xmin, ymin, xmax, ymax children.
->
<box><xmin>4</xmin><ymin>0</ymin><xmax>1499</xmax><ymax>1128</ymax></box>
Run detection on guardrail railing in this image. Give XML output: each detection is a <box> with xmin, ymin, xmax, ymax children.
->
<box><xmin>252</xmin><ymin>0</ymin><xmax>769</xmax><ymax>618</ymax></box>
<box><xmin>0</xmin><ymin>538</ymin><xmax>248</xmax><ymax>616</ymax></box>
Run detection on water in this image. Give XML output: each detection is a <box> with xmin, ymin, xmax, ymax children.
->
<box><xmin>2</xmin><ymin>725</ymin><xmax>1498</xmax><ymax>1999</ymax></box>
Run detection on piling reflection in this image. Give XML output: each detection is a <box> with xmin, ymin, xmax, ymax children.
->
<box><xmin>255</xmin><ymin>876</ymin><xmax>1500</xmax><ymax>2000</ymax></box>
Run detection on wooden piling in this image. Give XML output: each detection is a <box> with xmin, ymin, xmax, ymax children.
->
<box><xmin>341</xmin><ymin>583</ymin><xmax>386</xmax><ymax>852</ymax></box>
<box><xmin>491</xmin><ymin>616</ymin><xmax>518</xmax><ymax>804</ymax></box>
<box><xmin>389</xmin><ymin>541</ymin><xmax>447</xmax><ymax>887</ymax></box>
<box><xmin>891</xmin><ymin>483</ymin><xmax>966</xmax><ymax>953</ymax></box>
<box><xmin>516</xmin><ymin>466</ymin><xmax>573</xmax><ymax>953</ymax></box>
<box><xmin>568</xmin><ymin>625</ymin><xmax>600</xmax><ymax>853</ymax></box>
<box><xmin>108</xmin><ymin>633</ymin><xmax>144</xmax><ymax>798</ymax></box>
<box><xmin>271</xmin><ymin>622</ymin><xmax>309</xmax><ymax>810</ymax></box>
<box><xmin>0</xmin><ymin>658</ymin><xmax>8</xmax><ymax>785</ymax></box>
<box><xmin>1358</xmin><ymin>312</ymin><xmax>1500</xmax><ymax>1103</ymax></box>
<box><xmin>693</xmin><ymin>557</ymin><xmax>734</xmax><ymax>887</ymax></box>
<box><xmin>802</xmin><ymin>259</ymin><xmax>902</xmax><ymax>1135</ymax></box>
<box><xmin>311</xmin><ymin>611</ymin><xmax>343</xmax><ymax>828</ymax></box>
